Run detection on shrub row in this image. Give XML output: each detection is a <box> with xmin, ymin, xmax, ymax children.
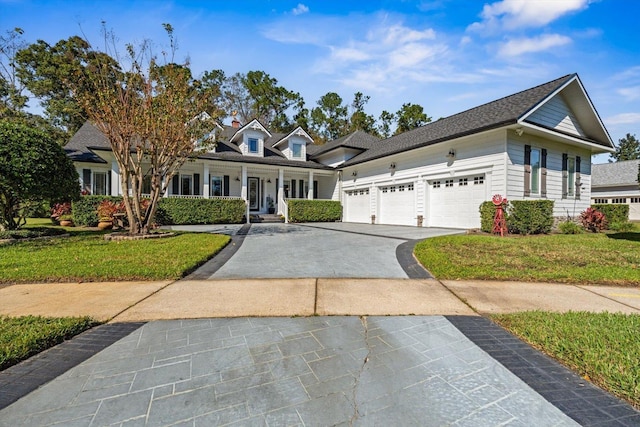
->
<box><xmin>155</xmin><ymin>198</ymin><xmax>246</xmax><ymax>225</ymax></box>
<box><xmin>73</xmin><ymin>196</ymin><xmax>122</xmax><ymax>226</ymax></box>
<box><xmin>287</xmin><ymin>200</ymin><xmax>342</xmax><ymax>223</ymax></box>
<box><xmin>591</xmin><ymin>204</ymin><xmax>629</xmax><ymax>225</ymax></box>
<box><xmin>73</xmin><ymin>196</ymin><xmax>246</xmax><ymax>226</ymax></box>
<box><xmin>479</xmin><ymin>199</ymin><xmax>554</xmax><ymax>235</ymax></box>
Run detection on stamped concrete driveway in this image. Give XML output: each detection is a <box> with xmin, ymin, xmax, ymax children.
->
<box><xmin>201</xmin><ymin>223</ymin><xmax>463</xmax><ymax>279</ymax></box>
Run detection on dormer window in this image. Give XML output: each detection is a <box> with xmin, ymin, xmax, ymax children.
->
<box><xmin>248</xmin><ymin>138</ymin><xmax>259</xmax><ymax>154</ymax></box>
<box><xmin>292</xmin><ymin>143</ymin><xmax>302</xmax><ymax>158</ymax></box>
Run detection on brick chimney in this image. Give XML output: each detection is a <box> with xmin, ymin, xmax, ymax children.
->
<box><xmin>231</xmin><ymin>110</ymin><xmax>240</xmax><ymax>128</ymax></box>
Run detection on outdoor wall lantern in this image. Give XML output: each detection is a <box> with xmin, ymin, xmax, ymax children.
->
<box><xmin>235</xmin><ymin>176</ymin><xmax>240</xmax><ymax>181</ymax></box>
<box><xmin>267</xmin><ymin>178</ymin><xmax>271</xmax><ymax>183</ymax></box>
<box><xmin>352</xmin><ymin>171</ymin><xmax>358</xmax><ymax>177</ymax></box>
<box><xmin>389</xmin><ymin>163</ymin><xmax>396</xmax><ymax>170</ymax></box>
<box><xmin>515</xmin><ymin>128</ymin><xmax>524</xmax><ymax>136</ymax></box>
<box><xmin>446</xmin><ymin>149</ymin><xmax>456</xmax><ymax>159</ymax></box>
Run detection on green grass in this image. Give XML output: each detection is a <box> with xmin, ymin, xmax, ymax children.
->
<box><xmin>414</xmin><ymin>232</ymin><xmax>640</xmax><ymax>286</ymax></box>
<box><xmin>0</xmin><ymin>315</ymin><xmax>99</xmax><ymax>370</ymax></box>
<box><xmin>492</xmin><ymin>311</ymin><xmax>640</xmax><ymax>408</ymax></box>
<box><xmin>0</xmin><ymin>231</ymin><xmax>230</xmax><ymax>283</ymax></box>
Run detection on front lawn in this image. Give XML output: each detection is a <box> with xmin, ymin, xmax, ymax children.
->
<box><xmin>0</xmin><ymin>231</ymin><xmax>230</xmax><ymax>283</ymax></box>
<box><xmin>493</xmin><ymin>311</ymin><xmax>640</xmax><ymax>408</ymax></box>
<box><xmin>414</xmin><ymin>232</ymin><xmax>640</xmax><ymax>286</ymax></box>
<box><xmin>0</xmin><ymin>315</ymin><xmax>99</xmax><ymax>370</ymax></box>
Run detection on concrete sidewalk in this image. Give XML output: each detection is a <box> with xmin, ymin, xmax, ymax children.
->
<box><xmin>1</xmin><ymin>279</ymin><xmax>639</xmax><ymax>322</ymax></box>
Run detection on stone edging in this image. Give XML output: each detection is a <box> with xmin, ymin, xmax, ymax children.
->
<box><xmin>104</xmin><ymin>232</ymin><xmax>176</xmax><ymax>241</ymax></box>
<box><xmin>0</xmin><ymin>233</ymin><xmax>71</xmax><ymax>246</ymax></box>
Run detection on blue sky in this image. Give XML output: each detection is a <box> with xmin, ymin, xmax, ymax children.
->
<box><xmin>2</xmin><ymin>0</ymin><xmax>639</xmax><ymax>163</ymax></box>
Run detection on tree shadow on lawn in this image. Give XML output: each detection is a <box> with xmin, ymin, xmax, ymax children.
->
<box><xmin>606</xmin><ymin>232</ymin><xmax>640</xmax><ymax>242</ymax></box>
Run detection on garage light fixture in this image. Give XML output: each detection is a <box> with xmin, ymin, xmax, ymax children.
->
<box><xmin>389</xmin><ymin>163</ymin><xmax>396</xmax><ymax>170</ymax></box>
<box><xmin>352</xmin><ymin>171</ymin><xmax>358</xmax><ymax>177</ymax></box>
<box><xmin>446</xmin><ymin>149</ymin><xmax>456</xmax><ymax>159</ymax></box>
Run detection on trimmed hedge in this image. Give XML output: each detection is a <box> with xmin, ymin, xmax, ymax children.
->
<box><xmin>73</xmin><ymin>196</ymin><xmax>122</xmax><ymax>227</ymax></box>
<box><xmin>479</xmin><ymin>199</ymin><xmax>554</xmax><ymax>234</ymax></box>
<box><xmin>155</xmin><ymin>198</ymin><xmax>245</xmax><ymax>225</ymax></box>
<box><xmin>479</xmin><ymin>201</ymin><xmax>509</xmax><ymax>233</ymax></box>
<box><xmin>287</xmin><ymin>200</ymin><xmax>342</xmax><ymax>223</ymax></box>
<box><xmin>508</xmin><ymin>200</ymin><xmax>554</xmax><ymax>235</ymax></box>
<box><xmin>591</xmin><ymin>204</ymin><xmax>629</xmax><ymax>225</ymax></box>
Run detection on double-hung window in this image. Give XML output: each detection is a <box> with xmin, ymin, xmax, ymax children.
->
<box><xmin>562</xmin><ymin>153</ymin><xmax>581</xmax><ymax>199</ymax></box>
<box><xmin>248</xmin><ymin>138</ymin><xmax>259</xmax><ymax>154</ymax></box>
<box><xmin>567</xmin><ymin>157</ymin><xmax>576</xmax><ymax>196</ymax></box>
<box><xmin>93</xmin><ymin>172</ymin><xmax>109</xmax><ymax>195</ymax></box>
<box><xmin>292</xmin><ymin>143</ymin><xmax>302</xmax><ymax>158</ymax></box>
<box><xmin>524</xmin><ymin>145</ymin><xmax>546</xmax><ymax>197</ymax></box>
<box><xmin>530</xmin><ymin>148</ymin><xmax>541</xmax><ymax>195</ymax></box>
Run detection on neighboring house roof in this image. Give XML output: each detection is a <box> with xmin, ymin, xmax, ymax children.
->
<box><xmin>342</xmin><ymin>74</ymin><xmax>612</xmax><ymax>167</ymax></box>
<box><xmin>310</xmin><ymin>130</ymin><xmax>381</xmax><ymax>158</ymax></box>
<box><xmin>592</xmin><ymin>160</ymin><xmax>640</xmax><ymax>187</ymax></box>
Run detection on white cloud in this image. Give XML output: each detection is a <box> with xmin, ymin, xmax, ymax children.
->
<box><xmin>618</xmin><ymin>86</ymin><xmax>640</xmax><ymax>101</ymax></box>
<box><xmin>291</xmin><ymin>3</ymin><xmax>309</xmax><ymax>16</ymax></box>
<box><xmin>605</xmin><ymin>113</ymin><xmax>640</xmax><ymax>125</ymax></box>
<box><xmin>498</xmin><ymin>34</ymin><xmax>572</xmax><ymax>57</ymax></box>
<box><xmin>469</xmin><ymin>0</ymin><xmax>591</xmax><ymax>31</ymax></box>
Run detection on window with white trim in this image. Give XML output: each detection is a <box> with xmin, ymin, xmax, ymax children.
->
<box><xmin>445</xmin><ymin>179</ymin><xmax>454</xmax><ymax>187</ymax></box>
<box><xmin>631</xmin><ymin>198</ymin><xmax>640</xmax><ymax>203</ymax></box>
<box><xmin>612</xmin><ymin>198</ymin><xmax>627</xmax><ymax>204</ymax></box>
<box><xmin>567</xmin><ymin>157</ymin><xmax>576</xmax><ymax>196</ymax></box>
<box><xmin>408</xmin><ymin>184</ymin><xmax>414</xmax><ymax>191</ymax></box>
<box><xmin>530</xmin><ymin>148</ymin><xmax>541</xmax><ymax>194</ymax></box>
<box><xmin>93</xmin><ymin>172</ymin><xmax>109</xmax><ymax>195</ymax></box>
<box><xmin>210</xmin><ymin>176</ymin><xmax>224</xmax><ymax>197</ymax></box>
<box><xmin>474</xmin><ymin>176</ymin><xmax>484</xmax><ymax>185</ymax></box>
<box><xmin>594</xmin><ymin>198</ymin><xmax>608</xmax><ymax>204</ymax></box>
<box><xmin>292</xmin><ymin>143</ymin><xmax>302</xmax><ymax>158</ymax></box>
<box><xmin>433</xmin><ymin>181</ymin><xmax>441</xmax><ymax>188</ymax></box>
<box><xmin>248</xmin><ymin>138</ymin><xmax>259</xmax><ymax>154</ymax></box>
<box><xmin>181</xmin><ymin>175</ymin><xmax>193</xmax><ymax>196</ymax></box>
<box><xmin>459</xmin><ymin>178</ymin><xmax>468</xmax><ymax>186</ymax></box>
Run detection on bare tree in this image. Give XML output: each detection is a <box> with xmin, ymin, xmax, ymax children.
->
<box><xmin>68</xmin><ymin>25</ymin><xmax>215</xmax><ymax>235</ymax></box>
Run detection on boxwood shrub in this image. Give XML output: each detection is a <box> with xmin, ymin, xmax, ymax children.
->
<box><xmin>591</xmin><ymin>203</ymin><xmax>629</xmax><ymax>226</ymax></box>
<box><xmin>155</xmin><ymin>198</ymin><xmax>245</xmax><ymax>225</ymax></box>
<box><xmin>479</xmin><ymin>201</ymin><xmax>509</xmax><ymax>233</ymax></box>
<box><xmin>73</xmin><ymin>195</ymin><xmax>122</xmax><ymax>227</ymax></box>
<box><xmin>508</xmin><ymin>200</ymin><xmax>554</xmax><ymax>235</ymax></box>
<box><xmin>288</xmin><ymin>200</ymin><xmax>342</xmax><ymax>223</ymax></box>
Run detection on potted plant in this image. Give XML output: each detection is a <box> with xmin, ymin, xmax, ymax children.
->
<box><xmin>267</xmin><ymin>195</ymin><xmax>275</xmax><ymax>214</ymax></box>
<box><xmin>51</xmin><ymin>202</ymin><xmax>74</xmax><ymax>227</ymax></box>
<box><xmin>97</xmin><ymin>200</ymin><xmax>119</xmax><ymax>230</ymax></box>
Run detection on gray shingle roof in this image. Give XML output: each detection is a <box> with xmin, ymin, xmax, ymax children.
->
<box><xmin>310</xmin><ymin>130</ymin><xmax>381</xmax><ymax>158</ymax></box>
<box><xmin>64</xmin><ymin>121</ymin><xmax>332</xmax><ymax>170</ymax></box>
<box><xmin>64</xmin><ymin>121</ymin><xmax>110</xmax><ymax>163</ymax></box>
<box><xmin>592</xmin><ymin>160</ymin><xmax>640</xmax><ymax>187</ymax></box>
<box><xmin>342</xmin><ymin>74</ymin><xmax>583</xmax><ymax>167</ymax></box>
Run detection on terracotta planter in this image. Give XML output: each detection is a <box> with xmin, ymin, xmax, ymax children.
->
<box><xmin>59</xmin><ymin>219</ymin><xmax>74</xmax><ymax>227</ymax></box>
<box><xmin>98</xmin><ymin>220</ymin><xmax>113</xmax><ymax>230</ymax></box>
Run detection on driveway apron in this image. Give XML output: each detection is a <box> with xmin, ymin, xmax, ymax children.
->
<box><xmin>209</xmin><ymin>223</ymin><xmax>410</xmax><ymax>279</ymax></box>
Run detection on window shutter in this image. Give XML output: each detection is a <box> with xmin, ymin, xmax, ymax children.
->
<box><xmin>562</xmin><ymin>153</ymin><xmax>568</xmax><ymax>199</ymax></box>
<box><xmin>313</xmin><ymin>180</ymin><xmax>318</xmax><ymax>199</ymax></box>
<box><xmin>524</xmin><ymin>145</ymin><xmax>531</xmax><ymax>197</ymax></box>
<box><xmin>223</xmin><ymin>175</ymin><xmax>230</xmax><ymax>197</ymax></box>
<box><xmin>299</xmin><ymin>180</ymin><xmax>304</xmax><ymax>198</ymax></box>
<box><xmin>172</xmin><ymin>175</ymin><xmax>179</xmax><ymax>195</ymax></box>
<box><xmin>194</xmin><ymin>173</ymin><xmax>200</xmax><ymax>195</ymax></box>
<box><xmin>83</xmin><ymin>169</ymin><xmax>92</xmax><ymax>194</ymax></box>
<box><xmin>541</xmin><ymin>149</ymin><xmax>547</xmax><ymax>197</ymax></box>
<box><xmin>575</xmin><ymin>156</ymin><xmax>581</xmax><ymax>200</ymax></box>
<box><xmin>291</xmin><ymin>180</ymin><xmax>296</xmax><ymax>199</ymax></box>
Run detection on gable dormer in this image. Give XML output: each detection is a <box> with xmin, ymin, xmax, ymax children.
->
<box><xmin>272</xmin><ymin>127</ymin><xmax>314</xmax><ymax>161</ymax></box>
<box><xmin>229</xmin><ymin>119</ymin><xmax>271</xmax><ymax>157</ymax></box>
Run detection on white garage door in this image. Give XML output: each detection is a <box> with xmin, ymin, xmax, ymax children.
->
<box><xmin>344</xmin><ymin>188</ymin><xmax>370</xmax><ymax>223</ymax></box>
<box><xmin>429</xmin><ymin>175</ymin><xmax>487</xmax><ymax>229</ymax></box>
<box><xmin>378</xmin><ymin>183</ymin><xmax>416</xmax><ymax>226</ymax></box>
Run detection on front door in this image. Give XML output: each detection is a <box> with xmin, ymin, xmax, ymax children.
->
<box><xmin>248</xmin><ymin>177</ymin><xmax>260</xmax><ymax>211</ymax></box>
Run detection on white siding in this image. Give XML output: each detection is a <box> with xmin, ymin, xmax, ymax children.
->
<box><xmin>239</xmin><ymin>130</ymin><xmax>265</xmax><ymax>157</ymax></box>
<box><xmin>528</xmin><ymin>95</ymin><xmax>585</xmax><ymax>137</ymax></box>
<box><xmin>506</xmin><ymin>131</ymin><xmax>592</xmax><ymax>218</ymax></box>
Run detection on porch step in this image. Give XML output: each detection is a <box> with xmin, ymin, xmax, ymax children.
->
<box><xmin>250</xmin><ymin>214</ymin><xmax>285</xmax><ymax>223</ymax></box>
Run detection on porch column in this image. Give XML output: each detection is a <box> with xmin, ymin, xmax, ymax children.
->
<box><xmin>277</xmin><ymin>168</ymin><xmax>284</xmax><ymax>215</ymax></box>
<box><xmin>241</xmin><ymin>165</ymin><xmax>249</xmax><ymax>223</ymax></box>
<box><xmin>308</xmin><ymin>171</ymin><xmax>314</xmax><ymax>200</ymax></box>
<box><xmin>110</xmin><ymin>161</ymin><xmax>121</xmax><ymax>196</ymax></box>
<box><xmin>203</xmin><ymin>164</ymin><xmax>210</xmax><ymax>199</ymax></box>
